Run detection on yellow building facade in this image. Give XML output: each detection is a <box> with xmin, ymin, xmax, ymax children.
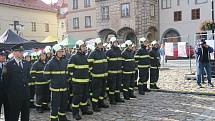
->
<box><xmin>0</xmin><ymin>2</ymin><xmax>58</xmax><ymax>42</ymax></box>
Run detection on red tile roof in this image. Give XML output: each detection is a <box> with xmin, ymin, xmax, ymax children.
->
<box><xmin>53</xmin><ymin>0</ymin><xmax>68</xmax><ymax>9</ymax></box>
<box><xmin>0</xmin><ymin>0</ymin><xmax>57</xmax><ymax>13</ymax></box>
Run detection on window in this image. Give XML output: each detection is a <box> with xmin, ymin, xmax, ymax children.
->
<box><xmin>31</xmin><ymin>22</ymin><xmax>36</xmax><ymax>32</ymax></box>
<box><xmin>161</xmin><ymin>0</ymin><xmax>171</xmax><ymax>9</ymax></box>
<box><xmin>121</xmin><ymin>3</ymin><xmax>130</xmax><ymax>17</ymax></box>
<box><xmin>84</xmin><ymin>0</ymin><xmax>90</xmax><ymax>7</ymax></box>
<box><xmin>150</xmin><ymin>4</ymin><xmax>155</xmax><ymax>17</ymax></box>
<box><xmin>85</xmin><ymin>16</ymin><xmax>91</xmax><ymax>28</ymax></box>
<box><xmin>45</xmin><ymin>23</ymin><xmax>49</xmax><ymax>32</ymax></box>
<box><xmin>73</xmin><ymin>17</ymin><xmax>79</xmax><ymax>29</ymax></box>
<box><xmin>192</xmin><ymin>8</ymin><xmax>200</xmax><ymax>20</ymax></box>
<box><xmin>174</xmin><ymin>11</ymin><xmax>182</xmax><ymax>21</ymax></box>
<box><xmin>195</xmin><ymin>0</ymin><xmax>208</xmax><ymax>4</ymax></box>
<box><xmin>73</xmin><ymin>0</ymin><xmax>78</xmax><ymax>9</ymax></box>
<box><xmin>14</xmin><ymin>21</ymin><xmax>19</xmax><ymax>30</ymax></box>
<box><xmin>102</xmin><ymin>6</ymin><xmax>109</xmax><ymax>20</ymax></box>
<box><xmin>177</xmin><ymin>0</ymin><xmax>180</xmax><ymax>6</ymax></box>
<box><xmin>61</xmin><ymin>22</ymin><xmax>64</xmax><ymax>28</ymax></box>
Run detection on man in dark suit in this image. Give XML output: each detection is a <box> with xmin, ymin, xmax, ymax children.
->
<box><xmin>0</xmin><ymin>50</ymin><xmax>9</xmax><ymax>121</ymax></box>
<box><xmin>3</xmin><ymin>44</ymin><xmax>31</xmax><ymax>121</ymax></box>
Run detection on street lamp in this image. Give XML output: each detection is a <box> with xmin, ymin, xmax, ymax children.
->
<box><xmin>9</xmin><ymin>23</ymin><xmax>24</xmax><ymax>35</ymax></box>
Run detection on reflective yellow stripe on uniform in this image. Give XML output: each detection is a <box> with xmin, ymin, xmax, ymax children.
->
<box><xmin>138</xmin><ymin>82</ymin><xmax>143</xmax><ymax>85</ymax></box>
<box><xmin>91</xmin><ymin>73</ymin><xmax>108</xmax><ymax>78</ymax></box>
<box><xmin>129</xmin><ymin>87</ymin><xmax>133</xmax><ymax>90</ymax></box>
<box><xmin>72</xmin><ymin>104</ymin><xmax>79</xmax><ymax>108</ymax></box>
<box><xmin>108</xmin><ymin>58</ymin><xmax>118</xmax><ymax>61</ymax></box>
<box><xmin>28</xmin><ymin>82</ymin><xmax>35</xmax><ymax>86</ymax></box>
<box><xmin>43</xmin><ymin>71</ymin><xmax>51</xmax><ymax>74</ymax></box>
<box><xmin>139</xmin><ymin>55</ymin><xmax>150</xmax><ymax>58</ymax></box>
<box><xmin>115</xmin><ymin>90</ymin><xmax>120</xmax><ymax>93</ymax></box>
<box><xmin>51</xmin><ymin>71</ymin><xmax>67</xmax><ymax>74</ymax></box>
<box><xmin>87</xmin><ymin>59</ymin><xmax>94</xmax><ymax>62</ymax></box>
<box><xmin>74</xmin><ymin>65</ymin><xmax>89</xmax><ymax>69</ymax></box>
<box><xmin>123</xmin><ymin>89</ymin><xmax>128</xmax><ymax>91</ymax></box>
<box><xmin>80</xmin><ymin>102</ymin><xmax>88</xmax><ymax>106</ymax></box>
<box><xmin>123</xmin><ymin>71</ymin><xmax>135</xmax><ymax>74</ymax></box>
<box><xmin>30</xmin><ymin>70</ymin><xmax>36</xmax><ymax>74</ymax></box>
<box><xmin>124</xmin><ymin>59</ymin><xmax>135</xmax><ymax>61</ymax></box>
<box><xmin>93</xmin><ymin>59</ymin><xmax>107</xmax><ymax>64</ymax></box>
<box><xmin>109</xmin><ymin>91</ymin><xmax>115</xmax><ymax>95</ymax></box>
<box><xmin>138</xmin><ymin>65</ymin><xmax>150</xmax><ymax>68</ymax></box>
<box><xmin>50</xmin><ymin>115</ymin><xmax>58</xmax><ymax>119</ymax></box>
<box><xmin>35</xmin><ymin>81</ymin><xmax>49</xmax><ymax>85</ymax></box>
<box><xmin>72</xmin><ymin>78</ymin><xmax>89</xmax><ymax>83</ymax></box>
<box><xmin>108</xmin><ymin>70</ymin><xmax>122</xmax><ymax>74</ymax></box>
<box><xmin>49</xmin><ymin>88</ymin><xmax>67</xmax><ymax>92</ymax></box>
<box><xmin>58</xmin><ymin>112</ymin><xmax>66</xmax><ymax>116</ymax></box>
<box><xmin>92</xmin><ymin>98</ymin><xmax>98</xmax><ymax>102</ymax></box>
<box><xmin>150</xmin><ymin>56</ymin><xmax>154</xmax><ymax>59</ymax></box>
<box><xmin>67</xmin><ymin>64</ymin><xmax>75</xmax><ymax>68</ymax></box>
<box><xmin>150</xmin><ymin>67</ymin><xmax>158</xmax><ymax>69</ymax></box>
<box><xmin>99</xmin><ymin>96</ymin><xmax>104</xmax><ymax>100</ymax></box>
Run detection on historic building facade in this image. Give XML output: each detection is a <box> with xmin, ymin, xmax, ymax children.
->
<box><xmin>95</xmin><ymin>0</ymin><xmax>159</xmax><ymax>43</ymax></box>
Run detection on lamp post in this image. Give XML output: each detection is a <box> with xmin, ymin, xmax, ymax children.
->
<box><xmin>9</xmin><ymin>23</ymin><xmax>24</xmax><ymax>36</ymax></box>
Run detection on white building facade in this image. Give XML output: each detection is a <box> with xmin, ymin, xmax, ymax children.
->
<box><xmin>159</xmin><ymin>0</ymin><xmax>213</xmax><ymax>43</ymax></box>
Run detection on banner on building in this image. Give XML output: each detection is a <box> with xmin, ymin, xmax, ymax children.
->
<box><xmin>165</xmin><ymin>42</ymin><xmax>174</xmax><ymax>56</ymax></box>
<box><xmin>178</xmin><ymin>42</ymin><xmax>187</xmax><ymax>57</ymax></box>
<box><xmin>206</xmin><ymin>40</ymin><xmax>215</xmax><ymax>60</ymax></box>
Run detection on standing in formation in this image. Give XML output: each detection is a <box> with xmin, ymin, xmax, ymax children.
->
<box><xmin>0</xmin><ymin>36</ymin><xmax>165</xmax><ymax>121</ymax></box>
<box><xmin>106</xmin><ymin>37</ymin><xmax>124</xmax><ymax>104</ymax></box>
<box><xmin>135</xmin><ymin>37</ymin><xmax>150</xmax><ymax>95</ymax></box>
<box><xmin>121</xmin><ymin>40</ymin><xmax>136</xmax><ymax>100</ymax></box>
<box><xmin>44</xmin><ymin>44</ymin><xmax>69</xmax><ymax>121</ymax></box>
<box><xmin>88</xmin><ymin>38</ymin><xmax>109</xmax><ymax>112</ymax></box>
<box><xmin>68</xmin><ymin>40</ymin><xmax>93</xmax><ymax>120</ymax></box>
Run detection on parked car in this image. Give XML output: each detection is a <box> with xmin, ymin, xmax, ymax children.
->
<box><xmin>165</xmin><ymin>43</ymin><xmax>194</xmax><ymax>60</ymax></box>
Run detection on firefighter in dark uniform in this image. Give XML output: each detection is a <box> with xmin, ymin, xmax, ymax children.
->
<box><xmin>44</xmin><ymin>46</ymin><xmax>53</xmax><ymax>62</ymax></box>
<box><xmin>31</xmin><ymin>50</ymin><xmax>50</xmax><ymax>113</ymax></box>
<box><xmin>44</xmin><ymin>44</ymin><xmax>70</xmax><ymax>121</ymax></box>
<box><xmin>122</xmin><ymin>40</ymin><xmax>136</xmax><ymax>100</ymax></box>
<box><xmin>135</xmin><ymin>37</ymin><xmax>151</xmax><ymax>95</ymax></box>
<box><xmin>3</xmin><ymin>44</ymin><xmax>31</xmax><ymax>121</ymax></box>
<box><xmin>23</xmin><ymin>52</ymin><xmax>36</xmax><ymax>109</ymax></box>
<box><xmin>149</xmin><ymin>40</ymin><xmax>161</xmax><ymax>89</ymax></box>
<box><xmin>88</xmin><ymin>38</ymin><xmax>109</xmax><ymax>112</ymax></box>
<box><xmin>132</xmin><ymin>44</ymin><xmax>138</xmax><ymax>88</ymax></box>
<box><xmin>0</xmin><ymin>50</ymin><xmax>9</xmax><ymax>121</ymax></box>
<box><xmin>106</xmin><ymin>37</ymin><xmax>124</xmax><ymax>105</ymax></box>
<box><xmin>68</xmin><ymin>40</ymin><xmax>93</xmax><ymax>120</ymax></box>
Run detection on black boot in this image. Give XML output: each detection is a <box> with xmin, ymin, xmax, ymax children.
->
<box><xmin>109</xmin><ymin>94</ymin><xmax>117</xmax><ymax>105</ymax></box>
<box><xmin>153</xmin><ymin>84</ymin><xmax>160</xmax><ymax>89</ymax></box>
<box><xmin>99</xmin><ymin>100</ymin><xmax>109</xmax><ymax>108</ymax></box>
<box><xmin>81</xmin><ymin>106</ymin><xmax>93</xmax><ymax>115</ymax></box>
<box><xmin>115</xmin><ymin>93</ymin><xmax>125</xmax><ymax>103</ymax></box>
<box><xmin>42</xmin><ymin>104</ymin><xmax>50</xmax><ymax>111</ymax></box>
<box><xmin>73</xmin><ymin>114</ymin><xmax>81</xmax><ymax>120</ymax></box>
<box><xmin>123</xmin><ymin>91</ymin><xmax>130</xmax><ymax>100</ymax></box>
<box><xmin>143</xmin><ymin>84</ymin><xmax>150</xmax><ymax>92</ymax></box>
<box><xmin>129</xmin><ymin>91</ymin><xmax>136</xmax><ymax>98</ymax></box>
<box><xmin>138</xmin><ymin>85</ymin><xmax>145</xmax><ymax>95</ymax></box>
<box><xmin>36</xmin><ymin>107</ymin><xmax>43</xmax><ymax>113</ymax></box>
<box><xmin>59</xmin><ymin>115</ymin><xmax>71</xmax><ymax>121</ymax></box>
<box><xmin>92</xmin><ymin>102</ymin><xmax>101</xmax><ymax>112</ymax></box>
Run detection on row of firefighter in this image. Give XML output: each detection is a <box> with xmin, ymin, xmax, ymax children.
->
<box><xmin>0</xmin><ymin>36</ymin><xmax>161</xmax><ymax>121</ymax></box>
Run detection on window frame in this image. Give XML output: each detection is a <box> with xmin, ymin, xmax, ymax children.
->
<box><xmin>85</xmin><ymin>16</ymin><xmax>92</xmax><ymax>28</ymax></box>
<box><xmin>121</xmin><ymin>3</ymin><xmax>130</xmax><ymax>18</ymax></box>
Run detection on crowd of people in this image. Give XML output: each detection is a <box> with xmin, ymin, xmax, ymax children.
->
<box><xmin>0</xmin><ymin>36</ymin><xmax>162</xmax><ymax>121</ymax></box>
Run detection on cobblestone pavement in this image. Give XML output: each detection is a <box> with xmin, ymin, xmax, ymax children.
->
<box><xmin>1</xmin><ymin>67</ymin><xmax>215</xmax><ymax>121</ymax></box>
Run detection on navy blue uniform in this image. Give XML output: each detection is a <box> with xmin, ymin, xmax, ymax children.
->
<box><xmin>3</xmin><ymin>59</ymin><xmax>31</xmax><ymax>121</ymax></box>
<box><xmin>44</xmin><ymin>56</ymin><xmax>69</xmax><ymax>121</ymax></box>
<box><xmin>135</xmin><ymin>46</ymin><xmax>150</xmax><ymax>94</ymax></box>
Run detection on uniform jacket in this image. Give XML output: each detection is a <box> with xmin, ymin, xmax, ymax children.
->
<box><xmin>106</xmin><ymin>46</ymin><xmax>122</xmax><ymax>73</ymax></box>
<box><xmin>68</xmin><ymin>51</ymin><xmax>89</xmax><ymax>83</ymax></box>
<box><xmin>3</xmin><ymin>59</ymin><xmax>31</xmax><ymax>99</ymax></box>
<box><xmin>135</xmin><ymin>46</ymin><xmax>150</xmax><ymax>69</ymax></box>
<box><xmin>44</xmin><ymin>56</ymin><xmax>69</xmax><ymax>90</ymax></box>
<box><xmin>149</xmin><ymin>47</ymin><xmax>161</xmax><ymax>68</ymax></box>
<box><xmin>121</xmin><ymin>48</ymin><xmax>136</xmax><ymax>74</ymax></box>
<box><xmin>88</xmin><ymin>48</ymin><xmax>108</xmax><ymax>78</ymax></box>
